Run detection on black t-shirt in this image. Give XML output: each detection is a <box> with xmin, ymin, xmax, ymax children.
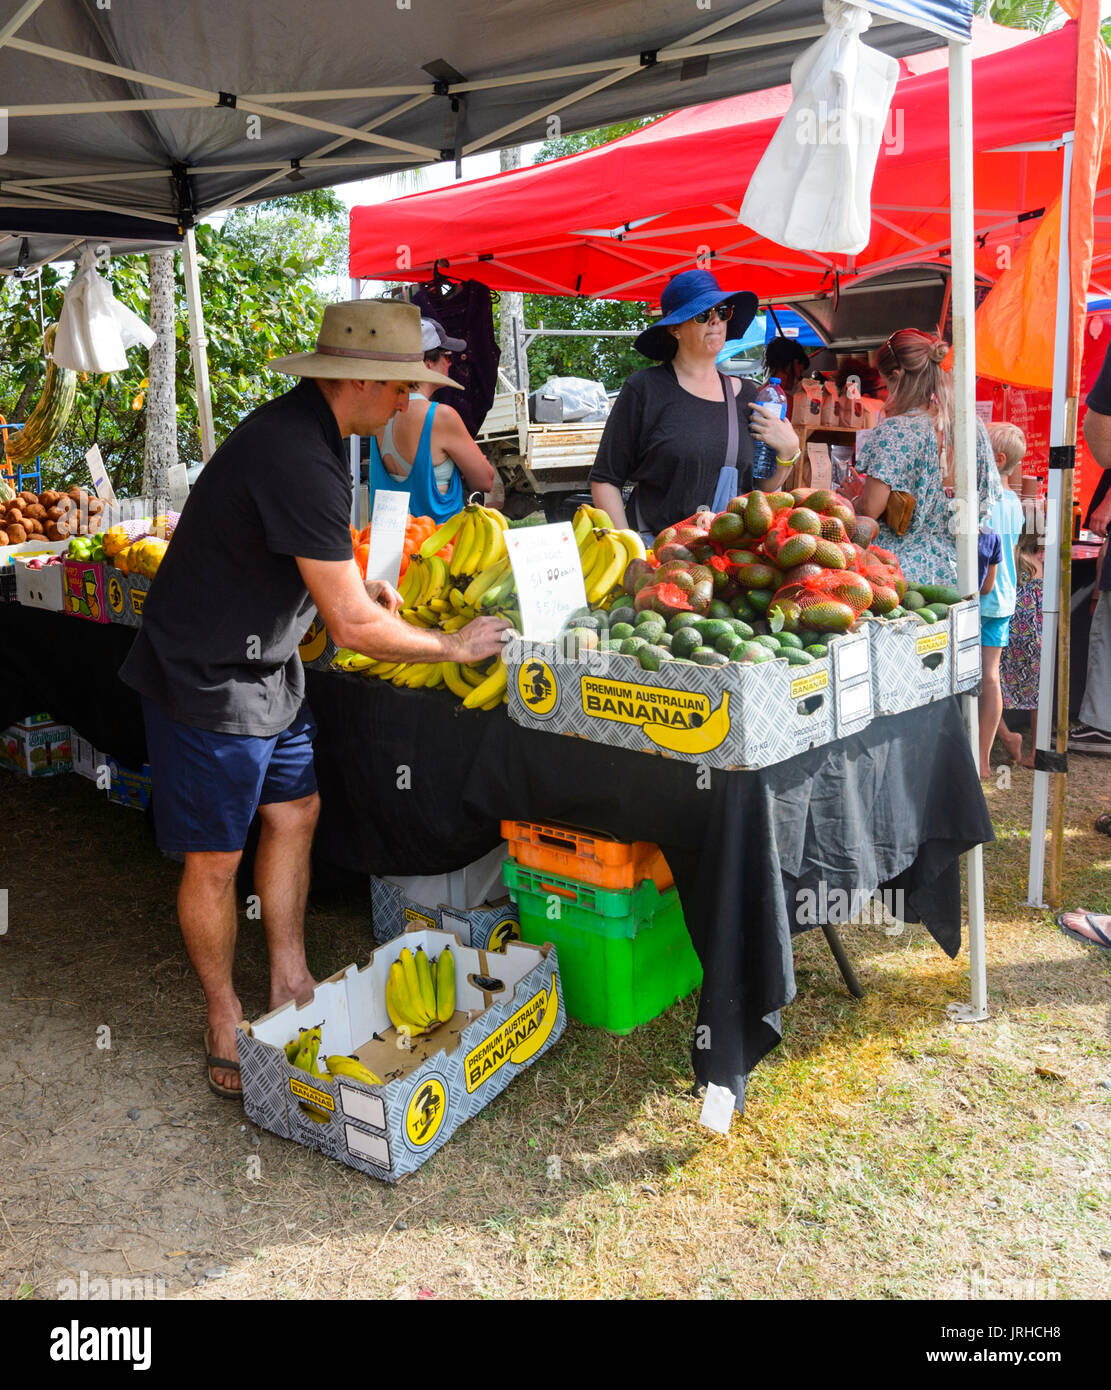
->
<box><xmin>121</xmin><ymin>380</ymin><xmax>353</xmax><ymax>736</ymax></box>
<box><xmin>1087</xmin><ymin>340</ymin><xmax>1111</xmax><ymax>415</ymax></box>
<box><xmin>1086</xmin><ymin>342</ymin><xmax>1111</xmax><ymax>589</ymax></box>
<box><xmin>589</xmin><ymin>363</ymin><xmax>758</xmax><ymax>536</ymax></box>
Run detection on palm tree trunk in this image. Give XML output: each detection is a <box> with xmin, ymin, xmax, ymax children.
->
<box><xmin>142</xmin><ymin>249</ymin><xmax>177</xmax><ymax>508</ymax></box>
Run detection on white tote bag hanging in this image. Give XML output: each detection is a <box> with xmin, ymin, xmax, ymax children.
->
<box><xmin>54</xmin><ymin>246</ymin><xmax>158</xmax><ymax>373</ymax></box>
<box><xmin>739</xmin><ymin>0</ymin><xmax>899</xmax><ymax>255</ymax></box>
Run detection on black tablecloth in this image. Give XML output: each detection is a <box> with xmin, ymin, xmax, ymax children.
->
<box><xmin>0</xmin><ymin>603</ymin><xmax>994</xmax><ymax>1109</ymax></box>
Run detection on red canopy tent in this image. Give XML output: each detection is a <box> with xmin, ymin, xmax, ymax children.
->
<box><xmin>350</xmin><ymin>21</ymin><xmax>1082</xmax><ymax>307</ymax></box>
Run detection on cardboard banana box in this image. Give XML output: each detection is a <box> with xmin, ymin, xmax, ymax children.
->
<box><xmin>238</xmin><ymin>928</ymin><xmax>564</xmax><ymax>1182</ymax></box>
<box><xmin>371</xmin><ymin>875</ymin><xmax>521</xmax><ymax>952</ymax></box>
<box><xmin>298</xmin><ymin>614</ymin><xmax>338</xmax><ymax>671</ymax></box>
<box><xmin>861</xmin><ymin>596</ymin><xmax>981</xmax><ymax>716</ymax></box>
<box><xmin>505</xmin><ymin>628</ymin><xmax>874</xmax><ymax>770</ymax></box>
<box><xmin>105</xmin><ymin>569</ymin><xmax>151</xmax><ymax>627</ymax></box>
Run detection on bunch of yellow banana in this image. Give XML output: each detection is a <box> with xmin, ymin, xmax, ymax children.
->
<box><xmin>572</xmin><ymin>503</ymin><xmax>645</xmax><ymax>607</ymax></box>
<box><xmin>325</xmin><ymin>1054</ymin><xmax>382</xmax><ymax>1085</ymax></box>
<box><xmin>385</xmin><ymin>945</ymin><xmax>455</xmax><ymax>1035</ymax></box>
<box><xmin>284</xmin><ymin>1024</ymin><xmax>323</xmax><ymax>1071</ymax></box>
<box><xmin>447</xmin><ymin>503</ymin><xmax>508</xmax><ymax>580</ymax></box>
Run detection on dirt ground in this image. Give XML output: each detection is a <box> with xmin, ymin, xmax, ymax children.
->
<box><xmin>1</xmin><ymin>732</ymin><xmax>1109</xmax><ymax>1301</ymax></box>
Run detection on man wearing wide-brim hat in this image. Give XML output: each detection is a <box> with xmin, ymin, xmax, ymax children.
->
<box><xmin>121</xmin><ymin>299</ymin><xmax>510</xmax><ymax>1098</ymax></box>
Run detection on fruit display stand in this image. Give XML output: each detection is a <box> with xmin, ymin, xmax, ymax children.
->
<box><xmin>238</xmin><ymin>928</ymin><xmax>563</xmax><ymax>1181</ymax></box>
<box><xmin>505</xmin><ymin>628</ymin><xmax>874</xmax><ymax>770</ymax></box>
<box><xmin>0</xmin><ymin>602</ymin><xmax>995</xmax><ymax>1113</ymax></box>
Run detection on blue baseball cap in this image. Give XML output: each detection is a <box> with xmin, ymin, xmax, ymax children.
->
<box><xmin>635</xmin><ymin>268</ymin><xmax>759</xmax><ymax>361</ymax></box>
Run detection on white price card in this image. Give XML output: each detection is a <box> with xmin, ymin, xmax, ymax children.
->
<box><xmin>364</xmin><ymin>489</ymin><xmax>410</xmax><ymax>589</ymax></box>
<box><xmin>167</xmin><ymin>463</ymin><xmax>190</xmax><ymax>513</ymax></box>
<box><xmin>505</xmin><ymin>521</ymin><xmax>588</xmax><ymax>642</ymax></box>
<box><xmin>698</xmin><ymin>1083</ymin><xmax>735</xmax><ymax>1134</ymax></box>
<box><xmin>85</xmin><ymin>445</ymin><xmax>117</xmax><ymax>505</ymax></box>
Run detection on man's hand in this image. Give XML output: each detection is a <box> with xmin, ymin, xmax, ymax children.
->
<box><xmin>364</xmin><ymin>578</ymin><xmax>402</xmax><ymax>613</ymax></box>
<box><xmin>1089</xmin><ymin>492</ymin><xmax>1111</xmax><ymax>541</ymax></box>
<box><xmin>447</xmin><ymin>616</ymin><xmax>513</xmax><ymax>664</ymax></box>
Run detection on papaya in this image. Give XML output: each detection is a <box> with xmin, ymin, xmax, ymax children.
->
<box><xmin>788</xmin><ymin>507</ymin><xmax>822</xmax><ymax>536</ymax></box>
<box><xmin>849</xmin><ymin>516</ymin><xmax>880</xmax><ymax>547</ymax></box>
<box><xmin>655</xmin><ymin>542</ymin><xmax>696</xmax><ymax>565</ymax></box>
<box><xmin>736</xmin><ymin>562</ymin><xmax>779</xmax><ymax>590</ymax></box>
<box><xmin>765</xmin><ymin>491</ymin><xmax>796</xmax><ymax>513</ymax></box>
<box><xmin>777</xmin><ymin>534</ymin><xmax>818</xmax><ymax>569</ymax></box>
<box><xmin>811</xmin><ymin>538</ymin><xmax>848</xmax><ymax>570</ymax></box>
<box><xmin>724</xmin><ymin>548</ymin><xmax>760</xmax><ymax>568</ymax></box>
<box><xmin>801</xmin><ymin>598</ymin><xmax>857</xmax><ymax>634</ymax></box>
<box><xmin>622</xmin><ymin>557</ymin><xmax>656</xmax><ymax>596</ymax></box>
<box><xmin>708</xmin><ymin>511</ymin><xmax>747</xmax><ymax>546</ymax></box>
<box><xmin>725</xmin><ymin>493</ymin><xmax>750</xmax><ymax>516</ymax></box>
<box><xmin>745</xmin><ymin>491</ymin><xmax>774</xmax><ymax>537</ymax></box>
<box><xmin>819</xmin><ymin>515</ymin><xmax>848</xmax><ymax>544</ymax></box>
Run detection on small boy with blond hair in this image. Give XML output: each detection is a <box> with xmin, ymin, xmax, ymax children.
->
<box><xmin>979</xmin><ymin>421</ymin><xmax>1027</xmax><ymax>776</ymax></box>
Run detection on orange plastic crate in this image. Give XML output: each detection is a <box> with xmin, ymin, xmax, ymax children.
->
<box><xmin>500</xmin><ymin>820</ymin><xmax>673</xmax><ymax>893</ymax></box>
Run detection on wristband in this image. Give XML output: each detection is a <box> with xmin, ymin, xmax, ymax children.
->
<box><xmin>775</xmin><ymin>449</ymin><xmax>801</xmax><ymax>467</ymax></box>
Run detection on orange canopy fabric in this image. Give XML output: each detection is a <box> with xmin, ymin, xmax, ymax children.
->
<box><xmin>975</xmin><ymin>0</ymin><xmax>1111</xmax><ymax>395</ymax></box>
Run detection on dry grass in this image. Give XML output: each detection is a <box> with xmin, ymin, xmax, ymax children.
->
<box><xmin>1</xmin><ymin>739</ymin><xmax>1109</xmax><ymax>1301</ymax></box>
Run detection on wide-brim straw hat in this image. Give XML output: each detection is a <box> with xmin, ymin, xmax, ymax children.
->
<box><xmin>270</xmin><ymin>299</ymin><xmax>461</xmax><ymax>388</ymax></box>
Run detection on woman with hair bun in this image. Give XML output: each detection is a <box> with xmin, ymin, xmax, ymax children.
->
<box><xmin>856</xmin><ymin>328</ymin><xmax>1002</xmax><ymax>584</ymax></box>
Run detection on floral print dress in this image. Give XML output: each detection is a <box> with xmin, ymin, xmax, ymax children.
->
<box><xmin>856</xmin><ymin>413</ymin><xmax>1003</xmax><ymax>586</ymax></box>
<box><xmin>1000</xmin><ymin>574</ymin><xmax>1043</xmax><ymax>711</ymax></box>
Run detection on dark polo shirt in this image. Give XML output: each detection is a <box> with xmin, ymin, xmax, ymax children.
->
<box><xmin>121</xmin><ymin>380</ymin><xmax>353</xmax><ymax>736</ymax></box>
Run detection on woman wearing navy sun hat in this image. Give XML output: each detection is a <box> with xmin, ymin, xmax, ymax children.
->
<box><xmin>590</xmin><ymin>268</ymin><xmax>801</xmax><ymax>538</ymax></box>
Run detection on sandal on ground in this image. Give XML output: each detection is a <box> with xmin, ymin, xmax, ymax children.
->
<box><xmin>1056</xmin><ymin>912</ymin><xmax>1111</xmax><ymax>950</ymax></box>
<box><xmin>1095</xmin><ymin>813</ymin><xmax>1111</xmax><ymax>837</ymax></box>
<box><xmin>204</xmin><ymin>1027</ymin><xmax>243</xmax><ymax>1100</ymax></box>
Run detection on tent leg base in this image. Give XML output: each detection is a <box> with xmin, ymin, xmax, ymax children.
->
<box><xmin>1025</xmin><ymin>896</ymin><xmax>1049</xmax><ymax>910</ymax></box>
<box><xmin>947</xmin><ymin>1001</ymin><xmax>989</xmax><ymax>1024</ymax></box>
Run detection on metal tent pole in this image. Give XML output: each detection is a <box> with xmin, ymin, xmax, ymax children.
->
<box><xmin>947</xmin><ymin>37</ymin><xmax>988</xmax><ymax>1024</ymax></box>
<box><xmin>1027</xmin><ymin>134</ymin><xmax>1075</xmax><ymax>908</ymax></box>
<box><xmin>181</xmin><ymin>228</ymin><xmax>216</xmax><ymax>463</ymax></box>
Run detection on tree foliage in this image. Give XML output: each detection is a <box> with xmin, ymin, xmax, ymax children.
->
<box><xmin>0</xmin><ymin>193</ymin><xmax>338</xmax><ymax>496</ymax></box>
<box><xmin>497</xmin><ymin>118</ymin><xmax>660</xmax><ymax>391</ymax></box>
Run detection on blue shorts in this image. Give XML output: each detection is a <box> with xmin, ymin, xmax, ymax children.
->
<box><xmin>981</xmin><ymin>615</ymin><xmax>1011</xmax><ymax>648</ymax></box>
<box><xmin>142</xmin><ymin>697</ymin><xmax>318</xmax><ymax>853</ymax></box>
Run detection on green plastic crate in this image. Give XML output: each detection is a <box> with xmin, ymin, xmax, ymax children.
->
<box><xmin>502</xmin><ymin>859</ymin><xmax>702</xmax><ymax>1034</ymax></box>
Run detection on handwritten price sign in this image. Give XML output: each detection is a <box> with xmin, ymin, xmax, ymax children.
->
<box><xmin>505</xmin><ymin>522</ymin><xmax>588</xmax><ymax>641</ymax></box>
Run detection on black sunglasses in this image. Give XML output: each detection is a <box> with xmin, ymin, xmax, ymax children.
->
<box><xmin>691</xmin><ymin>302</ymin><xmax>734</xmax><ymax>324</ymax></box>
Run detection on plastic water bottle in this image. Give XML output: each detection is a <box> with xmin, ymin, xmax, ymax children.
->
<box><xmin>751</xmin><ymin>377</ymin><xmax>789</xmax><ymax>480</ymax></box>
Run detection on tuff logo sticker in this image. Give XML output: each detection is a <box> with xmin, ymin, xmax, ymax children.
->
<box><xmin>517</xmin><ymin>658</ymin><xmax>558</xmax><ymax>715</ymax></box>
<box><xmin>486</xmin><ymin>917</ymin><xmax>519</xmax><ymax>951</ymax></box>
<box><xmin>464</xmin><ymin>975</ymin><xmax>559</xmax><ymax>1093</ymax></box>
<box><xmin>107</xmin><ymin>574</ymin><xmax>124</xmax><ymax>614</ymax></box>
<box><xmin>404</xmin><ymin>1075</ymin><xmax>447</xmax><ymax>1149</ymax></box>
<box><xmin>299</xmin><ymin>619</ymin><xmax>328</xmax><ymax>663</ymax></box>
<box><xmin>580</xmin><ymin>675</ymin><xmax>731</xmax><ymax>755</ymax></box>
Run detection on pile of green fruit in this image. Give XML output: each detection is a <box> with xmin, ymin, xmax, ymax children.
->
<box><xmin>560</xmin><ymin>598</ymin><xmax>838</xmax><ymax>672</ymax></box>
<box><xmin>66</xmin><ymin>533</ymin><xmax>105</xmax><ymax>563</ymax></box>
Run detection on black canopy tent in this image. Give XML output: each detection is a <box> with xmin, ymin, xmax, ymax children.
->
<box><xmin>0</xmin><ymin>0</ymin><xmax>992</xmax><ymax>1092</ymax></box>
<box><xmin>0</xmin><ymin>0</ymin><xmax>973</xmax><ymax>457</ymax></box>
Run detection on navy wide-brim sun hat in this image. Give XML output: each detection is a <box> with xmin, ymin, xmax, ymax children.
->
<box><xmin>635</xmin><ymin>268</ymin><xmax>759</xmax><ymax>361</ymax></box>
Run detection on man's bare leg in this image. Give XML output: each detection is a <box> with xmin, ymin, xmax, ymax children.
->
<box><xmin>255</xmin><ymin>792</ymin><xmax>320</xmax><ymax>1011</ymax></box>
<box><xmin>180</xmin><ymin>849</ymin><xmax>244</xmax><ymax>1092</ymax></box>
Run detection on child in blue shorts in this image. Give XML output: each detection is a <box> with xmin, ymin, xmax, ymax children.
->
<box><xmin>979</xmin><ymin>422</ymin><xmax>1027</xmax><ymax>776</ymax></box>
